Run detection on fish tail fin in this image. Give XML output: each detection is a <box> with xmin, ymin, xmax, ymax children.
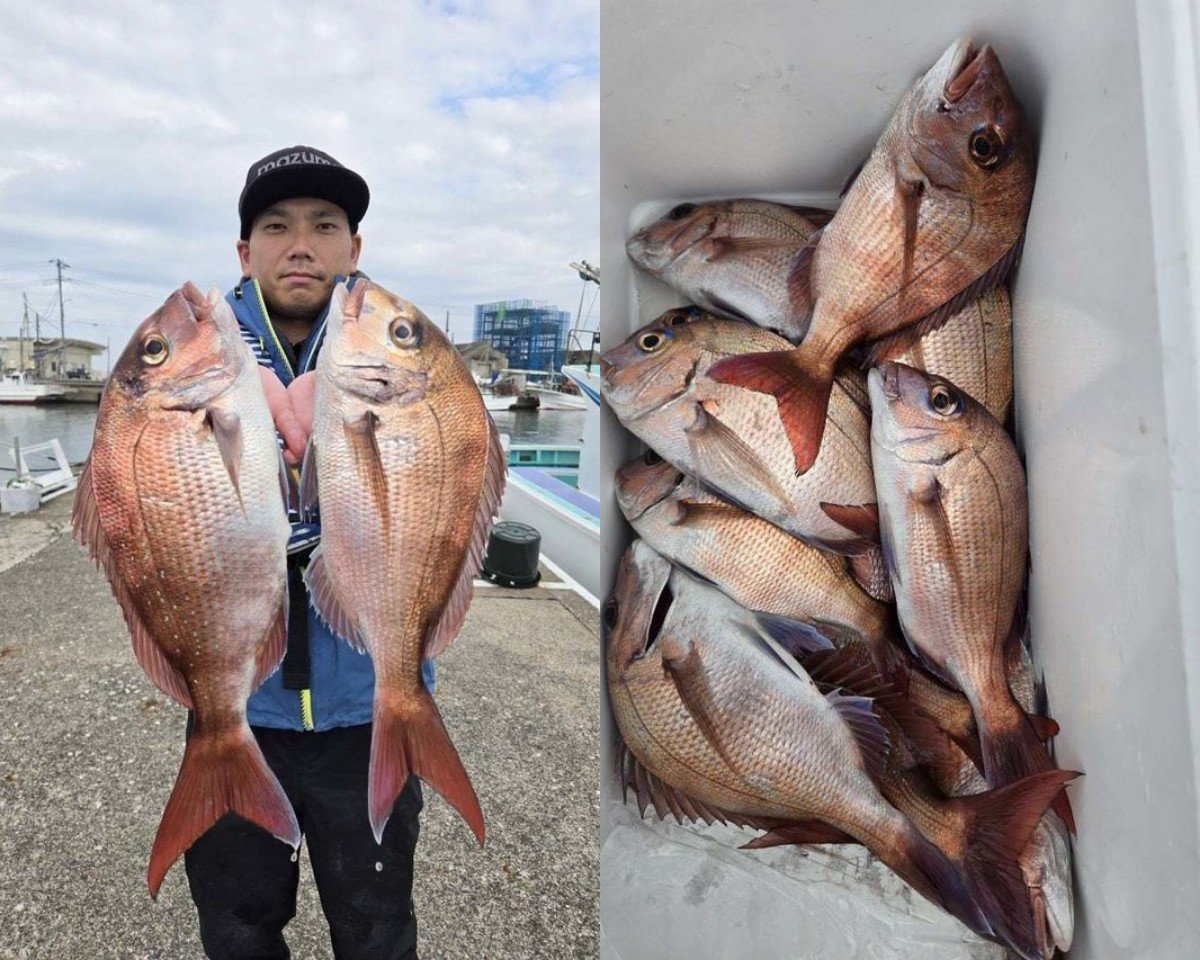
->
<box><xmin>370</xmin><ymin>689</ymin><xmax>484</xmax><ymax>846</ymax></box>
<box><xmin>706</xmin><ymin>347</ymin><xmax>834</xmax><ymax>475</ymax></box>
<box><xmin>882</xmin><ymin>827</ymin><xmax>993</xmax><ymax>941</ymax></box>
<box><xmin>978</xmin><ymin>702</ymin><xmax>1076</xmax><ymax>832</ymax></box>
<box><xmin>952</xmin><ymin>770</ymin><xmax>1080</xmax><ymax>960</ymax></box>
<box><xmin>147</xmin><ymin>726</ymin><xmax>299</xmax><ymax>899</ymax></box>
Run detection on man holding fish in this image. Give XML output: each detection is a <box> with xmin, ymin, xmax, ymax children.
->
<box><xmin>183</xmin><ymin>146</ymin><xmax>427</xmax><ymax>959</ymax></box>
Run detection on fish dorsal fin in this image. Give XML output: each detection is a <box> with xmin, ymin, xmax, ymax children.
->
<box><xmin>205</xmin><ymin>407</ymin><xmax>244</xmax><ymax>509</ymax></box>
<box><xmin>865</xmin><ymin>243</ymin><xmax>1022</xmax><ymax>365</ymax></box>
<box><xmin>278</xmin><ymin>447</ymin><xmax>297</xmax><ymax>516</ymax></box>
<box><xmin>423</xmin><ymin>413</ymin><xmax>507</xmax><ymax>660</ymax></box>
<box><xmin>304</xmin><ymin>545</ymin><xmax>364</xmax><ymax>652</ymax></box>
<box><xmin>71</xmin><ymin>459</ymin><xmax>193</xmax><ymax>709</ymax></box>
<box><xmin>684</xmin><ymin>400</ymin><xmax>792</xmax><ymax>510</ymax></box>
<box><xmin>802</xmin><ymin>645</ymin><xmax>890</xmax><ymax>700</ymax></box>
<box><xmin>617</xmin><ymin>740</ymin><xmax>779</xmax><ymax>832</ymax></box>
<box><xmin>297</xmin><ymin>439</ymin><xmax>318</xmax><ymax>522</ymax></box>
<box><xmin>826</xmin><ymin>687</ymin><xmax>891</xmax><ymax>781</ymax></box>
<box><xmin>786</xmin><ymin>227</ymin><xmax>821</xmax><ymax>319</ymax></box>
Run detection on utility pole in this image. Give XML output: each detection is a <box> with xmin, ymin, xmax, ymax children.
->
<box><xmin>51</xmin><ymin>258</ymin><xmax>69</xmax><ymax>378</ymax></box>
<box><xmin>20</xmin><ymin>294</ymin><xmax>28</xmax><ymax>374</ymax></box>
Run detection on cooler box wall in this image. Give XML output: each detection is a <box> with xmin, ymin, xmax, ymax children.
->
<box><xmin>599</xmin><ymin>1</ymin><xmax>1200</xmax><ymax>957</ymax></box>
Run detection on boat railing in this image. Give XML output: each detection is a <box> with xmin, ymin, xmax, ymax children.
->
<box><xmin>5</xmin><ymin>439</ymin><xmax>78</xmax><ymax>501</ymax></box>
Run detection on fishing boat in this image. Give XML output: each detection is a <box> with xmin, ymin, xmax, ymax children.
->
<box><xmin>0</xmin><ymin>371</ymin><xmax>66</xmax><ymax>405</ymax></box>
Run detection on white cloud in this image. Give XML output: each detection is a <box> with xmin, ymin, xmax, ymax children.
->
<box><xmin>0</xmin><ymin>0</ymin><xmax>599</xmax><ymax>350</ymax></box>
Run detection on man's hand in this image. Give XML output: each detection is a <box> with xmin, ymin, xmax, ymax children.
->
<box><xmin>258</xmin><ymin>366</ymin><xmax>309</xmax><ymax>466</ymax></box>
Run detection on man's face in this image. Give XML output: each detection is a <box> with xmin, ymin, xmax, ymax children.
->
<box><xmin>237</xmin><ymin>197</ymin><xmax>363</xmax><ymax>323</ymax></box>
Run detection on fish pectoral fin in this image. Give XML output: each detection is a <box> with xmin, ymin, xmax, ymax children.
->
<box><xmin>672</xmin><ymin>499</ymin><xmax>745</xmax><ymax>530</ymax></box>
<box><xmin>298</xmin><ymin>439</ymin><xmax>319</xmax><ymax>522</ymax></box>
<box><xmin>819</xmin><ymin>502</ymin><xmax>881</xmax><ymax>543</ymax></box>
<box><xmin>683</xmin><ymin>401</ymin><xmax>792</xmax><ymax>510</ymax></box>
<box><xmin>661</xmin><ymin>642</ymin><xmax>741</xmax><ymax>773</ymax></box>
<box><xmin>702</xmin><ymin>236</ymin><xmax>800</xmax><ymax>260</ymax></box>
<box><xmin>753</xmin><ymin>612</ymin><xmax>836</xmax><ymax>658</ymax></box>
<box><xmin>822</xmin><ymin>685</ymin><xmax>892</xmax><ymax>781</ymax></box>
<box><xmin>70</xmin><ymin>459</ymin><xmax>194</xmax><ymax>710</ymax></box>
<box><xmin>303</xmin><ymin>546</ymin><xmax>364</xmax><ymax>651</ymax></box>
<box><xmin>205</xmin><ymin>407</ymin><xmax>244</xmax><ymax>509</ymax></box>
<box><xmin>342</xmin><ymin>410</ymin><xmax>388</xmax><ymax>513</ymax></box>
<box><xmin>423</xmin><ymin>415</ymin><xmax>507</xmax><ymax>660</ymax></box>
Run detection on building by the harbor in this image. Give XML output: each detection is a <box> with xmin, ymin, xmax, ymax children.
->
<box><xmin>0</xmin><ymin>338</ymin><xmax>105</xmax><ymax>379</ymax></box>
<box><xmin>455</xmin><ymin>341</ymin><xmax>509</xmax><ymax>382</ymax></box>
<box><xmin>473</xmin><ymin>300</ymin><xmax>571</xmax><ymax>375</ymax></box>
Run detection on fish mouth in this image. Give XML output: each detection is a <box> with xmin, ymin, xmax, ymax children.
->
<box><xmin>944</xmin><ymin>39</ymin><xmax>990</xmax><ymax>103</ymax></box>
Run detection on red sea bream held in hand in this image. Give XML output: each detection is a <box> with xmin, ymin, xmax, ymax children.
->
<box><xmin>73</xmin><ymin>283</ymin><xmax>299</xmax><ymax>897</ymax></box>
<box><xmin>300</xmin><ymin>280</ymin><xmax>505</xmax><ymax>845</ymax></box>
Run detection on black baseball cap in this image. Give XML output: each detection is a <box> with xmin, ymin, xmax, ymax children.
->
<box><xmin>238</xmin><ymin>145</ymin><xmax>370</xmax><ymax>239</ymax></box>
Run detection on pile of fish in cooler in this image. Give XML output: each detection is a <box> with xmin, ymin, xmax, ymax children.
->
<box><xmin>600</xmin><ymin>37</ymin><xmax>1077</xmax><ymax>960</ymax></box>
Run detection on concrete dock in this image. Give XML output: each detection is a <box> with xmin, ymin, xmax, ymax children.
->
<box><xmin>0</xmin><ymin>493</ymin><xmax>600</xmax><ymax>958</ymax></box>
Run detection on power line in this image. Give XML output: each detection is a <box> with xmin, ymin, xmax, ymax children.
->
<box><xmin>67</xmin><ymin>278</ymin><xmax>162</xmax><ymax>301</ymax></box>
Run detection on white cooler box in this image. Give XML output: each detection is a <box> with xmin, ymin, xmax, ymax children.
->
<box><xmin>599</xmin><ymin>2</ymin><xmax>1200</xmax><ymax>958</ymax></box>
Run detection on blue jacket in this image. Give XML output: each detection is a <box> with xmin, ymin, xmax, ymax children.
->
<box><xmin>228</xmin><ymin>274</ymin><xmax>434</xmax><ymax>731</ymax></box>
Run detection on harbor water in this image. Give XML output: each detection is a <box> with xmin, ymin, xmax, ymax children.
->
<box><xmin>0</xmin><ymin>405</ymin><xmax>586</xmax><ymax>477</ymax></box>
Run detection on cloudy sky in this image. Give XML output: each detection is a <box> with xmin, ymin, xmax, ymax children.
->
<box><xmin>0</xmin><ymin>0</ymin><xmax>599</xmax><ymax>369</ymax></box>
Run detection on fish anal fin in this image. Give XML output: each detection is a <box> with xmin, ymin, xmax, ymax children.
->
<box><xmin>662</xmin><ymin>641</ymin><xmax>741</xmax><ymax>772</ymax></box>
<box><xmin>820</xmin><ymin>502</ymin><xmax>880</xmax><ymax>542</ymax></box>
<box><xmin>205</xmin><ymin>407</ymin><xmax>244</xmax><ymax>509</ymax></box>
<box><xmin>303</xmin><ymin>546</ymin><xmax>363</xmax><ymax>651</ymax></box>
<box><xmin>706</xmin><ymin>348</ymin><xmax>833</xmax><ymax>475</ymax></box>
<box><xmin>865</xmin><ymin>241</ymin><xmax>1023</xmax><ymax>366</ymax></box>
<box><xmin>370</xmin><ymin>688</ymin><xmax>484</xmax><ymax>845</ymax></box>
<box><xmin>683</xmin><ymin>401</ymin><xmax>792</xmax><ymax>509</ymax></box>
<box><xmin>71</xmin><ymin>459</ymin><xmax>194</xmax><ymax>709</ymax></box>
<box><xmin>148</xmin><ymin>725</ymin><xmax>299</xmax><ymax>898</ymax></box>
<box><xmin>423</xmin><ymin>415</ymin><xmax>507</xmax><ymax>660</ymax></box>
<box><xmin>803</xmin><ymin>645</ymin><xmax>891</xmax><ymax>700</ymax></box>
<box><xmin>741</xmin><ymin>820</ymin><xmax>856</xmax><ymax>849</ymax></box>
<box><xmin>252</xmin><ymin>598</ymin><xmax>289</xmax><ymax>692</ymax></box>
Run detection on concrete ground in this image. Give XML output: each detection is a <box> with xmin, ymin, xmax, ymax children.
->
<box><xmin>0</xmin><ymin>493</ymin><xmax>600</xmax><ymax>959</ymax></box>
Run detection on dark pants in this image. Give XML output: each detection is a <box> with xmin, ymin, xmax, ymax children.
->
<box><xmin>183</xmin><ymin>723</ymin><xmax>422</xmax><ymax>960</ymax></box>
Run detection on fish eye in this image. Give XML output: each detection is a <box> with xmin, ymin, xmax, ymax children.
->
<box><xmin>637</xmin><ymin>331</ymin><xmax>668</xmax><ymax>353</ymax></box>
<box><xmin>929</xmin><ymin>384</ymin><xmax>961</xmax><ymax>416</ymax></box>
<box><xmin>141</xmin><ymin>335</ymin><xmax>169</xmax><ymax>366</ymax></box>
<box><xmin>667</xmin><ymin>312</ymin><xmax>689</xmax><ymax>327</ymax></box>
<box><xmin>642</xmin><ymin>449</ymin><xmax>663</xmax><ymax>466</ymax></box>
<box><xmin>667</xmin><ymin>203</ymin><xmax>698</xmax><ymax>221</ymax></box>
<box><xmin>389</xmin><ymin>317</ymin><xmax>421</xmax><ymax>348</ymax></box>
<box><xmin>968</xmin><ymin>127</ymin><xmax>1004</xmax><ymax>168</ymax></box>
<box><xmin>602</xmin><ymin>597</ymin><xmax>620</xmax><ymax>630</ymax></box>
